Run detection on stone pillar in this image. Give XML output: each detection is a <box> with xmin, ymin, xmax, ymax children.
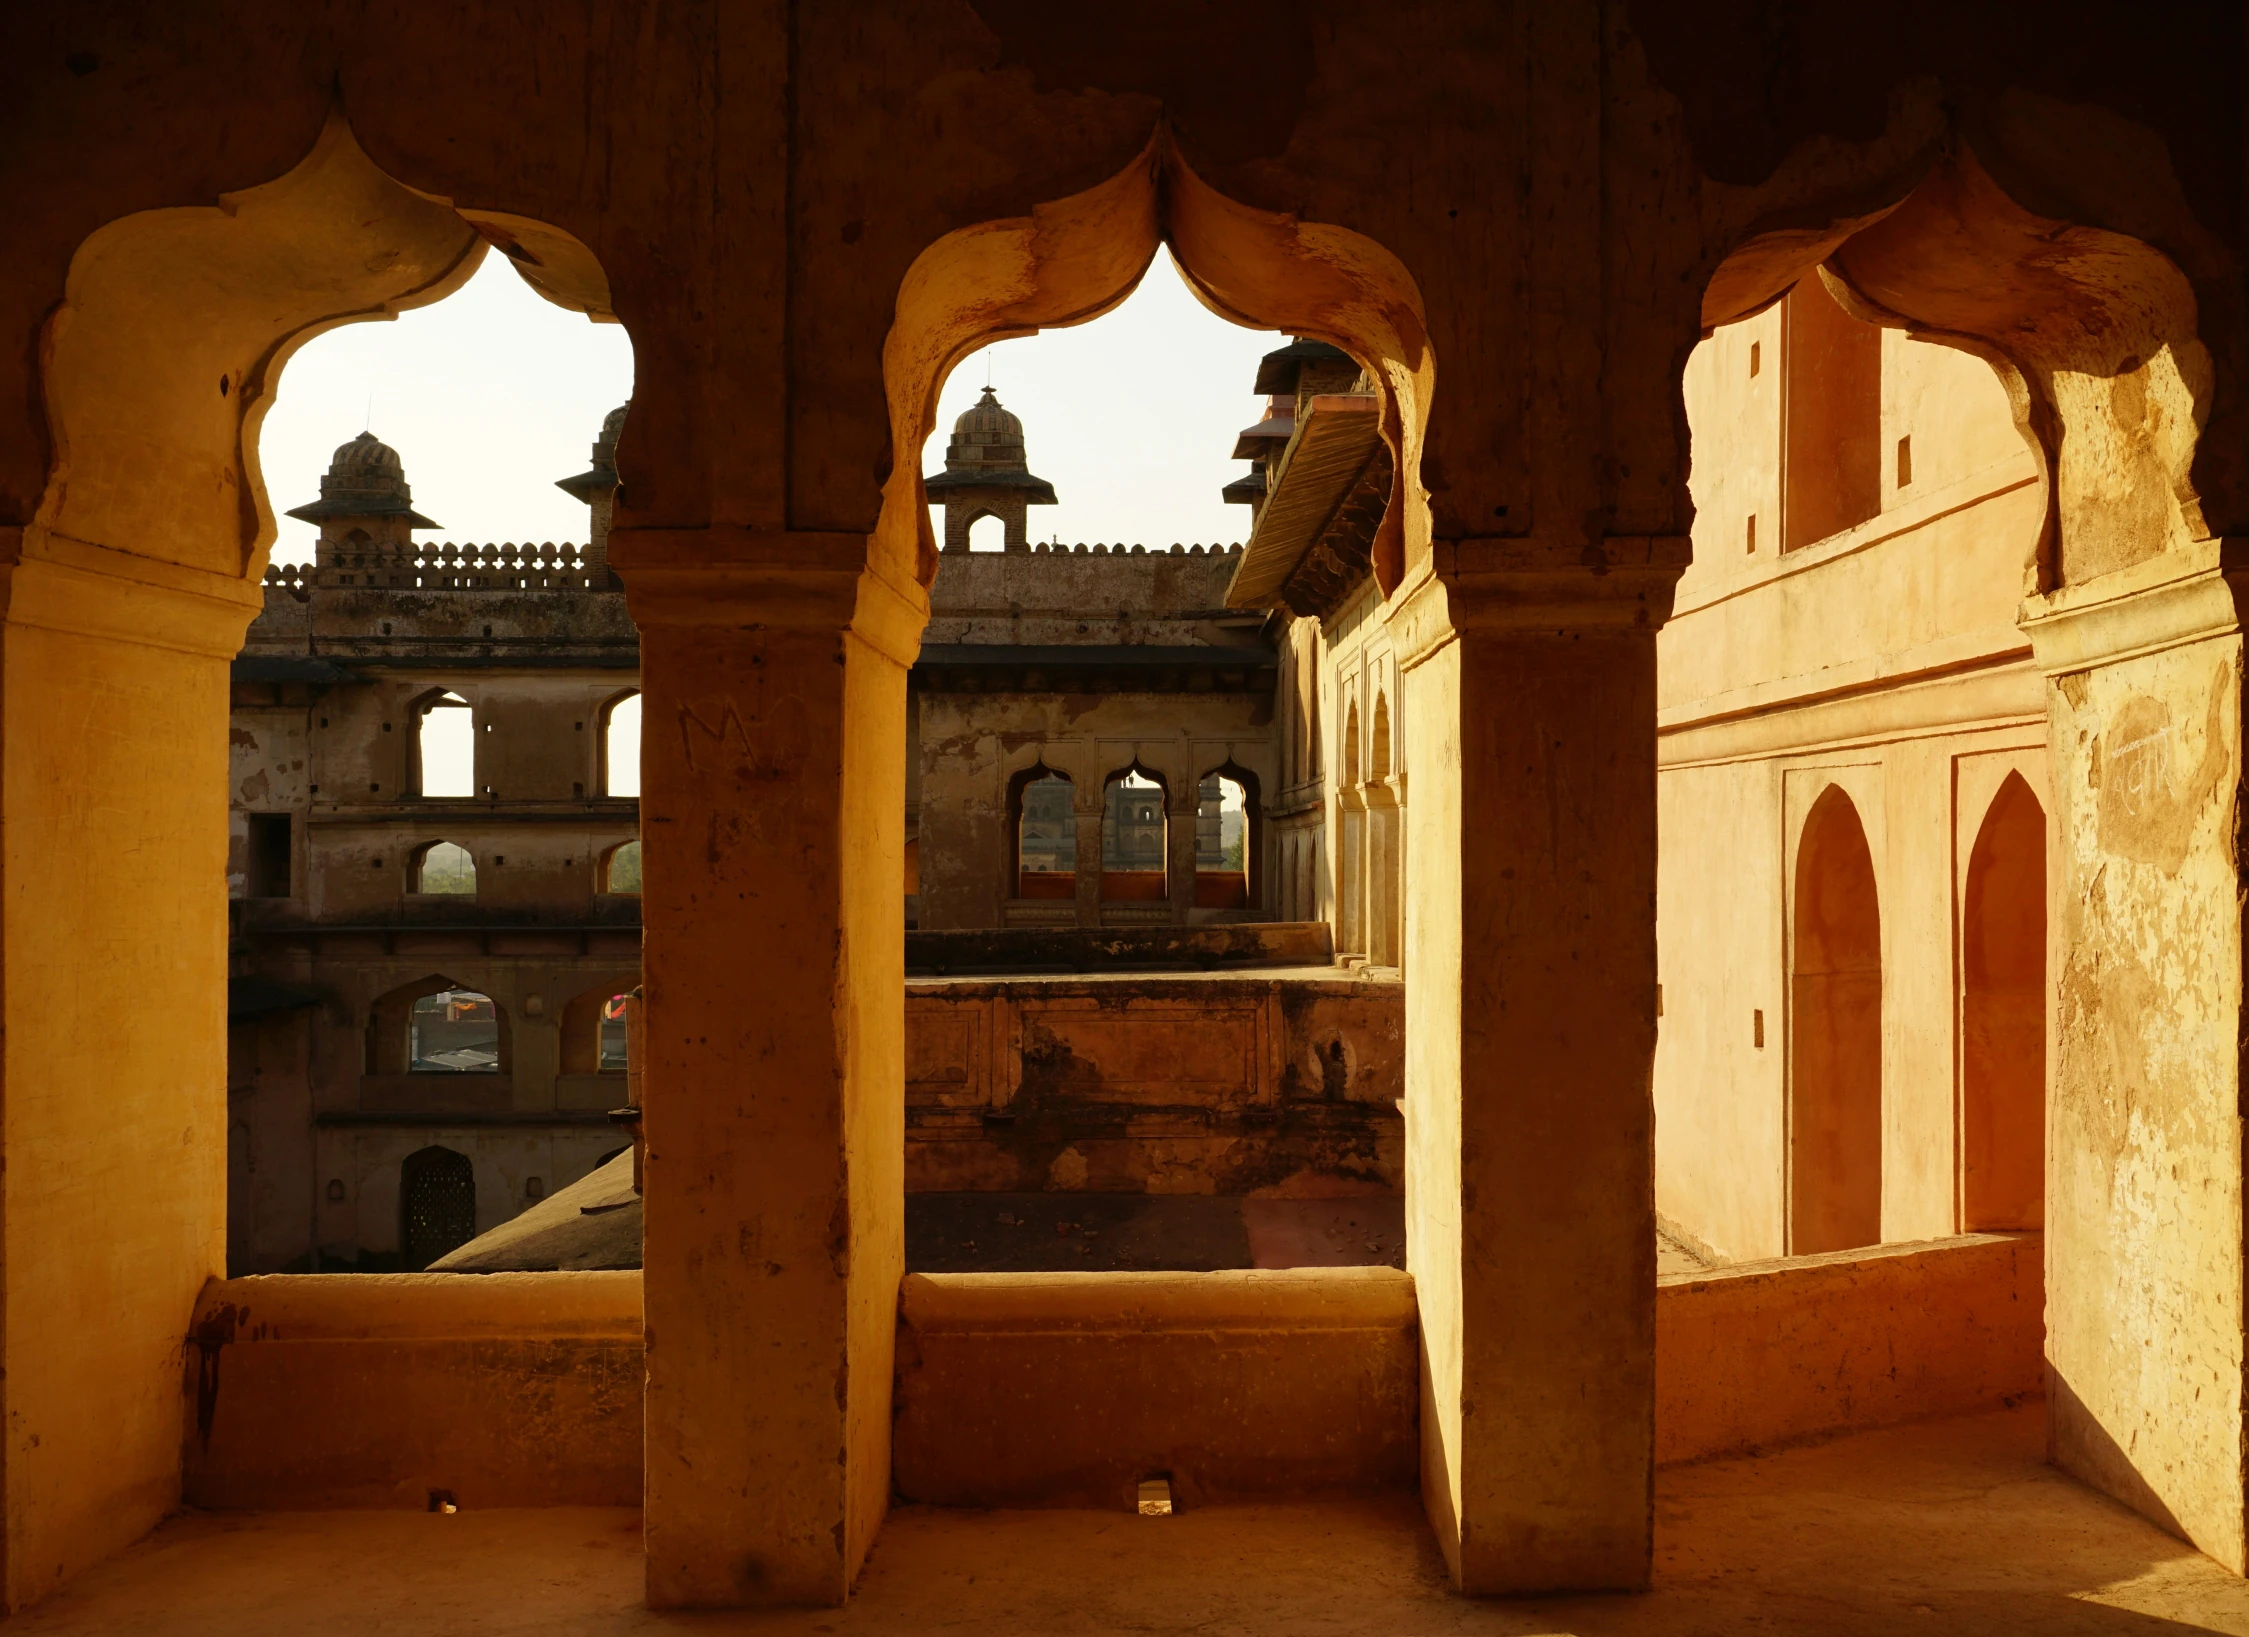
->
<box><xmin>1073</xmin><ymin>801</ymin><xmax>1103</xmax><ymax>928</ymax></box>
<box><xmin>614</xmin><ymin>527</ymin><xmax>921</xmax><ymax>1608</ymax></box>
<box><xmin>1392</xmin><ymin>539</ymin><xmax>1685</xmax><ymax>1594</ymax></box>
<box><xmin>1166</xmin><ymin>784</ymin><xmax>1200</xmax><ymax>924</ymax></box>
<box><xmin>0</xmin><ymin>533</ymin><xmax>261</xmax><ymax>1606</ymax></box>
<box><xmin>2021</xmin><ymin>536</ymin><xmax>2249</xmax><ymax>1573</ymax></box>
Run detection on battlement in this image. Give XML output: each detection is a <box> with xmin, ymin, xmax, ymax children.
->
<box><xmin>262</xmin><ymin>540</ymin><xmax>610</xmax><ymax>595</ymax></box>
<box><xmin>1027</xmin><ymin>542</ymin><xmax>1242</xmax><ymax>556</ymax></box>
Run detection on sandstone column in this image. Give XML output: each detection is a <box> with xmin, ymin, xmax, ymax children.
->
<box><xmin>0</xmin><ymin>534</ymin><xmax>261</xmax><ymax>1606</ymax></box>
<box><xmin>1393</xmin><ymin>539</ymin><xmax>1685</xmax><ymax>1593</ymax></box>
<box><xmin>616</xmin><ymin>527</ymin><xmax>920</xmax><ymax>1608</ymax></box>
<box><xmin>1166</xmin><ymin>781</ymin><xmax>1200</xmax><ymax>924</ymax></box>
<box><xmin>2021</xmin><ymin>536</ymin><xmax>2249</xmax><ymax>1572</ymax></box>
<box><xmin>1073</xmin><ymin>799</ymin><xmax>1103</xmax><ymax>928</ymax></box>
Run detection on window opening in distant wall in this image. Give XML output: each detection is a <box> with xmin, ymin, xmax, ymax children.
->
<box><xmin>408</xmin><ymin>989</ymin><xmax>501</xmax><ymax>1073</ymax></box>
<box><xmin>412</xmin><ymin>840</ymin><xmax>477</xmax><ymax>895</ymax></box>
<box><xmin>1101</xmin><ymin>768</ymin><xmax>1168</xmax><ymax>900</ymax></box>
<box><xmin>1195</xmin><ymin>770</ymin><xmax>1253</xmax><ymax>910</ymax></box>
<box><xmin>560</xmin><ymin>975</ymin><xmax>640</xmax><ymax>1075</ymax></box>
<box><xmin>1014</xmin><ymin>767</ymin><xmax>1075</xmax><ymax>899</ymax></box>
<box><xmin>1961</xmin><ymin>772</ymin><xmax>2046</xmax><ymax>1231</ymax></box>
<box><xmin>1790</xmin><ymin>784</ymin><xmax>1883</xmax><ymax>1253</ymax></box>
<box><xmin>602</xmin><ymin>839</ymin><xmax>641</xmax><ymax>894</ymax></box>
<box><xmin>1780</xmin><ymin>276</ymin><xmax>1882</xmax><ymax>551</ymax></box>
<box><xmin>246</xmin><ymin>812</ymin><xmax>292</xmax><ymax>898</ymax></box>
<box><xmin>965</xmin><ymin>512</ymin><xmax>1006</xmax><ymax>553</ymax></box>
<box><xmin>399</xmin><ymin>1146</ymin><xmax>477</xmax><ymax>1270</ymax></box>
<box><xmin>1896</xmin><ymin>434</ymin><xmax>1913</xmax><ymax>489</ymax></box>
<box><xmin>602</xmin><ymin>691</ymin><xmax>640</xmax><ymax>797</ymax></box>
<box><xmin>415</xmin><ymin>691</ymin><xmax>475</xmax><ymax>796</ymax></box>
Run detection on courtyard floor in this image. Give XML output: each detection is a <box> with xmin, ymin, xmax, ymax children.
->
<box><xmin>18</xmin><ymin>1404</ymin><xmax>2249</xmax><ymax>1634</ymax></box>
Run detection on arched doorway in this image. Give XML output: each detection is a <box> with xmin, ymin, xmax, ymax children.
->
<box><xmin>1790</xmin><ymin>785</ymin><xmax>1883</xmax><ymax>1253</ymax></box>
<box><xmin>399</xmin><ymin>1145</ymin><xmax>476</xmax><ymax>1270</ymax></box>
<box><xmin>1962</xmin><ymin>773</ymin><xmax>2046</xmax><ymax>1230</ymax></box>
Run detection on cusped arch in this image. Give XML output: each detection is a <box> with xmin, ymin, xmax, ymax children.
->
<box><xmin>366</xmin><ymin>973</ymin><xmax>511</xmax><ymax>1077</ymax></box>
<box><xmin>1961</xmin><ymin>771</ymin><xmax>2048</xmax><ymax>1231</ymax></box>
<box><xmin>37</xmin><ymin>110</ymin><xmax>621</xmax><ymax>586</ymax></box>
<box><xmin>881</xmin><ymin>135</ymin><xmax>1432</xmax><ymax>594</ymax></box>
<box><xmin>1703</xmin><ymin>148</ymin><xmax>2213</xmax><ymax>595</ymax></box>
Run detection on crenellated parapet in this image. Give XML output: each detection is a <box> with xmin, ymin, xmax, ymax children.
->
<box><xmin>263</xmin><ymin>539</ymin><xmax>610</xmax><ymax>594</ymax></box>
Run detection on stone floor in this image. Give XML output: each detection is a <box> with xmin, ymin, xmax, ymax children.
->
<box><xmin>20</xmin><ymin>1404</ymin><xmax>2249</xmax><ymax>1633</ymax></box>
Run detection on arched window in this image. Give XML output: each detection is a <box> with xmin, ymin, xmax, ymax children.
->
<box><xmin>1195</xmin><ymin>767</ymin><xmax>1257</xmax><ymax>910</ymax></box>
<box><xmin>412</xmin><ymin>690</ymin><xmax>474</xmax><ymax>797</ymax></box>
<box><xmin>602</xmin><ymin>839</ymin><xmax>642</xmax><ymax>894</ymax></box>
<box><xmin>1962</xmin><ymin>772</ymin><xmax>2046</xmax><ymax>1231</ymax></box>
<box><xmin>408</xmin><ymin>988</ymin><xmax>501</xmax><ymax>1073</ymax></box>
<box><xmin>561</xmin><ymin>976</ymin><xmax>641</xmax><ymax>1075</ymax></box>
<box><xmin>601</xmin><ymin>691</ymin><xmax>640</xmax><ymax>798</ymax></box>
<box><xmin>399</xmin><ymin>1146</ymin><xmax>476</xmax><ymax>1270</ymax></box>
<box><xmin>365</xmin><ymin>974</ymin><xmax>512</xmax><ymax>1077</ymax></box>
<box><xmin>1012</xmin><ymin>766</ymin><xmax>1075</xmax><ymax>899</ymax></box>
<box><xmin>1337</xmin><ymin>699</ymin><xmax>1365</xmax><ymax>956</ymax></box>
<box><xmin>966</xmin><ymin>512</ymin><xmax>1005</xmax><ymax>552</ymax></box>
<box><xmin>1100</xmin><ymin>767</ymin><xmax>1168</xmax><ymax>900</ymax></box>
<box><xmin>411</xmin><ymin>840</ymin><xmax>476</xmax><ymax>895</ymax></box>
<box><xmin>1790</xmin><ymin>785</ymin><xmax>1883</xmax><ymax>1254</ymax></box>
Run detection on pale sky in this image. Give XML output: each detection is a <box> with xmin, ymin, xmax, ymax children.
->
<box><xmin>258</xmin><ymin>248</ymin><xmax>1278</xmax><ymax>567</ymax></box>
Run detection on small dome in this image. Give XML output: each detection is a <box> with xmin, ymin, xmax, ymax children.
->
<box><xmin>943</xmin><ymin>386</ymin><xmax>1029</xmax><ymax>473</ymax></box>
<box><xmin>284</xmin><ymin>429</ymin><xmax>438</xmax><ymax>527</ymax></box>
<box><xmin>328</xmin><ymin>430</ymin><xmax>403</xmax><ymax>482</ymax></box>
<box><xmin>594</xmin><ymin>401</ymin><xmax>629</xmax><ymax>463</ymax></box>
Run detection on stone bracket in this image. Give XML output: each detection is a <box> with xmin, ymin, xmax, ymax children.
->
<box><xmin>1388</xmin><ymin>534</ymin><xmax>1691</xmax><ymax>671</ymax></box>
<box><xmin>609</xmin><ymin>526</ymin><xmax>928</xmax><ymax>667</ymax></box>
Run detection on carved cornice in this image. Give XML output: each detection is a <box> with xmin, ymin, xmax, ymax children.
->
<box><xmin>2019</xmin><ymin>536</ymin><xmax>2249</xmax><ymax>676</ymax></box>
<box><xmin>1388</xmin><ymin>535</ymin><xmax>1692</xmax><ymax>672</ymax></box>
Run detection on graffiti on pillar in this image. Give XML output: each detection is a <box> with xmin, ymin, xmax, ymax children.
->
<box><xmin>676</xmin><ymin>694</ymin><xmax>811</xmax><ymax>784</ymax></box>
<box><xmin>2093</xmin><ymin>662</ymin><xmax>2231</xmax><ymax>875</ymax></box>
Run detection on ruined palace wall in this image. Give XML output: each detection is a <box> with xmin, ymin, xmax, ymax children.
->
<box><xmin>1654</xmin><ymin>315</ymin><xmax>2050</xmax><ymax>1261</ymax></box>
<box><xmin>915</xmin><ymin>690</ymin><xmax>1276</xmax><ymax>931</ymax></box>
<box><xmin>926</xmin><ymin>545</ymin><xmax>1250</xmax><ymax>646</ymax></box>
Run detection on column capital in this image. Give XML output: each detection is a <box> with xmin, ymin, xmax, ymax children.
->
<box><xmin>3</xmin><ymin>528</ymin><xmax>264</xmax><ymax>660</ymax></box>
<box><xmin>609</xmin><ymin>526</ymin><xmax>928</xmax><ymax>669</ymax></box>
<box><xmin>1389</xmin><ymin>535</ymin><xmax>1691</xmax><ymax>672</ymax></box>
<box><xmin>2020</xmin><ymin>535</ymin><xmax>2249</xmax><ymax>676</ymax></box>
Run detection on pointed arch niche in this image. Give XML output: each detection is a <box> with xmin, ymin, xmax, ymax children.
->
<box><xmin>1960</xmin><ymin>772</ymin><xmax>2047</xmax><ymax>1232</ymax></box>
<box><xmin>1789</xmin><ymin>785</ymin><xmax>1883</xmax><ymax>1255</ymax></box>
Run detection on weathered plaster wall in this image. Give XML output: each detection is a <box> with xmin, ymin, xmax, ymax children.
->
<box><xmin>905</xmin><ymin>971</ymin><xmax>1402</xmax><ymax>1195</ymax></box>
<box><xmin>1654</xmin><ymin>304</ymin><xmax>2053</xmax><ymax>1261</ymax></box>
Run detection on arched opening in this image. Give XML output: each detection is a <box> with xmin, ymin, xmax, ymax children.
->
<box><xmin>1790</xmin><ymin>785</ymin><xmax>1884</xmax><ymax>1254</ymax></box>
<box><xmin>1365</xmin><ymin>691</ymin><xmax>1400</xmax><ymax>967</ymax></box>
<box><xmin>412</xmin><ymin>690</ymin><xmax>475</xmax><ymax>798</ymax></box>
<box><xmin>561</xmin><ymin>974</ymin><xmax>642</xmax><ymax>1076</ymax></box>
<box><xmin>409</xmin><ymin>989</ymin><xmax>500</xmax><ymax>1074</ymax></box>
<box><xmin>1194</xmin><ymin>766</ymin><xmax>1256</xmax><ymax>911</ymax></box>
<box><xmin>1962</xmin><ymin>772</ymin><xmax>2047</xmax><ymax>1231</ymax></box>
<box><xmin>965</xmin><ymin>512</ymin><xmax>1006</xmax><ymax>553</ymax></box>
<box><xmin>410</xmin><ymin>840</ymin><xmax>476</xmax><ymax>895</ymax></box>
<box><xmin>600</xmin><ymin>691</ymin><xmax>641</xmax><ymax>798</ymax></box>
<box><xmin>399</xmin><ymin>1145</ymin><xmax>477</xmax><ymax>1271</ymax></box>
<box><xmin>1337</xmin><ymin>698</ymin><xmax>1365</xmax><ymax>957</ymax></box>
<box><xmin>601</xmin><ymin>839</ymin><xmax>642</xmax><ymax>895</ymax></box>
<box><xmin>1011</xmin><ymin>765</ymin><xmax>1075</xmax><ymax>900</ymax></box>
<box><xmin>364</xmin><ymin>974</ymin><xmax>512</xmax><ymax>1078</ymax></box>
<box><xmin>1100</xmin><ymin>766</ymin><xmax>1168</xmax><ymax>900</ymax></box>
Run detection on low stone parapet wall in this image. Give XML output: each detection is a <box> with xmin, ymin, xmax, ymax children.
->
<box><xmin>893</xmin><ymin>1267</ymin><xmax>1419</xmax><ymax>1508</ymax></box>
<box><xmin>180</xmin><ymin>1235</ymin><xmax>2041</xmax><ymax>1510</ymax></box>
<box><xmin>183</xmin><ymin>1271</ymin><xmax>641</xmax><ymax>1510</ymax></box>
<box><xmin>1654</xmin><ymin>1231</ymin><xmax>2043</xmax><ymax>1464</ymax></box>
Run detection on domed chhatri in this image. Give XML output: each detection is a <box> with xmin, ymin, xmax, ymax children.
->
<box><xmin>555</xmin><ymin>401</ymin><xmax>628</xmax><ymax>583</ymax></box>
<box><xmin>285</xmin><ymin>430</ymin><xmax>439</xmax><ymax>557</ymax></box>
<box><xmin>924</xmin><ymin>385</ymin><xmax>1057</xmax><ymax>553</ymax></box>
